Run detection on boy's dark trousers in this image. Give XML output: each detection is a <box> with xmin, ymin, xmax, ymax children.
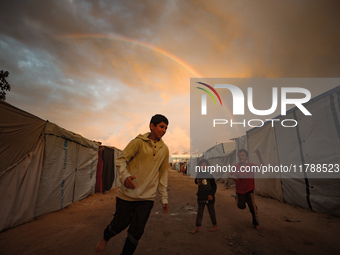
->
<box><xmin>195</xmin><ymin>201</ymin><xmax>217</xmax><ymax>227</ymax></box>
<box><xmin>103</xmin><ymin>197</ymin><xmax>154</xmax><ymax>255</ymax></box>
<box><xmin>236</xmin><ymin>190</ymin><xmax>259</xmax><ymax>226</ymax></box>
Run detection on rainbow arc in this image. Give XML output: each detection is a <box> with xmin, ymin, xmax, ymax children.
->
<box><xmin>57</xmin><ymin>33</ymin><xmax>202</xmax><ymax>78</ymax></box>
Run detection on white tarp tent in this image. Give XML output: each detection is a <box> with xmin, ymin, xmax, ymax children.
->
<box><xmin>0</xmin><ymin>137</ymin><xmax>45</xmax><ymax>231</ymax></box>
<box><xmin>247</xmin><ymin>123</ymin><xmax>283</xmax><ymax>201</ymax></box>
<box><xmin>245</xmin><ymin>85</ymin><xmax>340</xmax><ymax>216</ymax></box>
<box><xmin>275</xmin><ymin>86</ymin><xmax>340</xmax><ymax>216</ymax></box>
<box><xmin>0</xmin><ymin>101</ymin><xmax>100</xmax><ymax>231</ymax></box>
<box><xmin>0</xmin><ymin>101</ymin><xmax>46</xmax><ymax>231</ymax></box>
<box><xmin>35</xmin><ymin>122</ymin><xmax>99</xmax><ymax>217</ymax></box>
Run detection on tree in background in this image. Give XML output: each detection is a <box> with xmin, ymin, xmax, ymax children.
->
<box><xmin>0</xmin><ymin>70</ymin><xmax>11</xmax><ymax>101</ymax></box>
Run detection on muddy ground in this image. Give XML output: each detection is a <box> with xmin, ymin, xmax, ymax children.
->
<box><xmin>0</xmin><ymin>168</ymin><xmax>339</xmax><ymax>255</ymax></box>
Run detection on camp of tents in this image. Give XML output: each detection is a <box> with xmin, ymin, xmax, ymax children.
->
<box><xmin>1</xmin><ymin>85</ymin><xmax>339</xmax><ymax>231</ymax></box>
<box><xmin>0</xmin><ymin>101</ymin><xmax>121</xmax><ymax>231</ymax></box>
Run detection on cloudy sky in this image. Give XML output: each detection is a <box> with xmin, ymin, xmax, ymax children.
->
<box><xmin>1</xmin><ymin>0</ymin><xmax>339</xmax><ymax>154</ymax></box>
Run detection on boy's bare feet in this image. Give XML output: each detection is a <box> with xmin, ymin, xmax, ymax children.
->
<box><xmin>190</xmin><ymin>227</ymin><xmax>200</xmax><ymax>234</ymax></box>
<box><xmin>95</xmin><ymin>237</ymin><xmax>107</xmax><ymax>255</ymax></box>
<box><xmin>208</xmin><ymin>225</ymin><xmax>219</xmax><ymax>232</ymax></box>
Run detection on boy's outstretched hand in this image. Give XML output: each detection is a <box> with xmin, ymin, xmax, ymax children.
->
<box><xmin>162</xmin><ymin>204</ymin><xmax>169</xmax><ymax>214</ymax></box>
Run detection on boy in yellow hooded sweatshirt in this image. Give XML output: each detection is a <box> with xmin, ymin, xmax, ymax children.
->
<box><xmin>95</xmin><ymin>114</ymin><xmax>169</xmax><ymax>255</ymax></box>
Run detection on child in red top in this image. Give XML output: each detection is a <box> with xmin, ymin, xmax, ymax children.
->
<box><xmin>231</xmin><ymin>149</ymin><xmax>264</xmax><ymax>230</ymax></box>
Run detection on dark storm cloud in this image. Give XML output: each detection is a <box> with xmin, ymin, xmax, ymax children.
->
<box><xmin>1</xmin><ymin>0</ymin><xmax>340</xmax><ymax>151</ymax></box>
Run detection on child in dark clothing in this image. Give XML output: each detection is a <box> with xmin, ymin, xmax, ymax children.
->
<box><xmin>190</xmin><ymin>159</ymin><xmax>219</xmax><ymax>234</ymax></box>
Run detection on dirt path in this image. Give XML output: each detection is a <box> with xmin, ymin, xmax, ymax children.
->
<box><xmin>1</xmin><ymin>168</ymin><xmax>339</xmax><ymax>255</ymax></box>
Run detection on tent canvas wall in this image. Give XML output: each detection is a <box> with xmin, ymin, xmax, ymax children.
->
<box><xmin>34</xmin><ymin>122</ymin><xmax>99</xmax><ymax>217</ymax></box>
<box><xmin>0</xmin><ymin>136</ymin><xmax>45</xmax><ymax>231</ymax></box>
<box><xmin>0</xmin><ymin>101</ymin><xmax>46</xmax><ymax>231</ymax></box>
<box><xmin>246</xmin><ymin>85</ymin><xmax>340</xmax><ymax>216</ymax></box>
<box><xmin>275</xmin><ymin>86</ymin><xmax>340</xmax><ymax>216</ymax></box>
<box><xmin>0</xmin><ymin>101</ymin><xmax>46</xmax><ymax>173</ymax></box>
<box><xmin>0</xmin><ymin>101</ymin><xmax>100</xmax><ymax>231</ymax></box>
<box><xmin>246</xmin><ymin>123</ymin><xmax>283</xmax><ymax>201</ymax></box>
